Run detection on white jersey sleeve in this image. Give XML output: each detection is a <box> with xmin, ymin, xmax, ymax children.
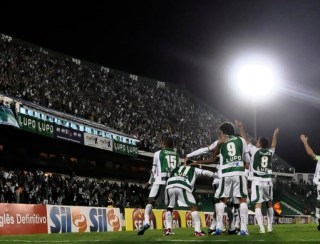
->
<box><xmin>242</xmin><ymin>138</ymin><xmax>250</xmax><ymax>163</ymax></box>
<box><xmin>150</xmin><ymin>151</ymin><xmax>161</xmax><ymax>184</ymax></box>
<box><xmin>313</xmin><ymin>156</ymin><xmax>320</xmax><ymax>185</ymax></box>
<box><xmin>248</xmin><ymin>143</ymin><xmax>257</xmax><ymax>156</ymax></box>
<box><xmin>269</xmin><ymin>147</ymin><xmax>275</xmax><ymax>156</ymax></box>
<box><xmin>212</xmin><ymin>177</ymin><xmax>221</xmax><ymax>186</ymax></box>
<box><xmin>148</xmin><ymin>172</ymin><xmax>154</xmax><ymax>185</ymax></box>
<box><xmin>147</xmin><ymin>151</ymin><xmax>160</xmax><ymax>184</ymax></box>
<box><xmin>208</xmin><ymin>140</ymin><xmax>218</xmax><ymax>151</ymax></box>
<box><xmin>194</xmin><ymin>168</ymin><xmax>215</xmax><ymax>178</ymax></box>
<box><xmin>186</xmin><ymin>140</ymin><xmax>218</xmax><ymax>158</ymax></box>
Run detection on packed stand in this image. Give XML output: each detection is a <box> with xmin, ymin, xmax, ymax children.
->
<box><xmin>0</xmin><ymin>35</ymin><xmax>295</xmax><ymax>172</ymax></box>
<box><xmin>0</xmin><ymin>35</ymin><xmax>222</xmax><ymax>155</ymax></box>
<box><xmin>0</xmin><ymin>168</ymin><xmax>148</xmax><ymax>213</ymax></box>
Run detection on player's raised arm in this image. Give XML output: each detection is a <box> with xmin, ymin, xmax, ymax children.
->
<box><xmin>271</xmin><ymin>128</ymin><xmax>280</xmax><ymax>149</ymax></box>
<box><xmin>212</xmin><ymin>133</ymin><xmax>228</xmax><ymax>159</ymax></box>
<box><xmin>235</xmin><ymin>120</ymin><xmax>249</xmax><ymax>143</ymax></box>
<box><xmin>300</xmin><ymin>134</ymin><xmax>316</xmax><ymax>159</ymax></box>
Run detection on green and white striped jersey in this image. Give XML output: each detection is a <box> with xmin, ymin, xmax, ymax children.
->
<box><xmin>219</xmin><ymin>136</ymin><xmax>249</xmax><ymax>177</ymax></box>
<box><xmin>166</xmin><ymin>165</ymin><xmax>215</xmax><ymax>192</ymax></box>
<box><xmin>149</xmin><ymin>147</ymin><xmax>180</xmax><ymax>185</ymax></box>
<box><xmin>249</xmin><ymin>144</ymin><xmax>274</xmax><ymax>182</ymax></box>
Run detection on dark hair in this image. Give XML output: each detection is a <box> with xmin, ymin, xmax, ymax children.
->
<box><xmin>219</xmin><ymin>122</ymin><xmax>235</xmax><ymax>135</ymax></box>
<box><xmin>185</xmin><ymin>159</ymin><xmax>193</xmax><ymax>165</ymax></box>
<box><xmin>258</xmin><ymin>137</ymin><xmax>269</xmax><ymax>149</ymax></box>
<box><xmin>162</xmin><ymin>135</ymin><xmax>174</xmax><ymax>147</ymax></box>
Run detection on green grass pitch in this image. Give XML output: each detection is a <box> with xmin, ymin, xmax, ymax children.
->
<box><xmin>0</xmin><ymin>224</ymin><xmax>319</xmax><ymax>243</ymax></box>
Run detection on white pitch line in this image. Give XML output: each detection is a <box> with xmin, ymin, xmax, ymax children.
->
<box><xmin>5</xmin><ymin>239</ymin><xmax>320</xmax><ymax>243</ymax></box>
<box><xmin>155</xmin><ymin>240</ymin><xmax>228</xmax><ymax>242</ymax></box>
<box><xmin>0</xmin><ymin>241</ymin><xmax>112</xmax><ymax>243</ymax></box>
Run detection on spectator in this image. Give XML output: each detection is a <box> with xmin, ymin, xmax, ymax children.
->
<box><xmin>107</xmin><ymin>192</ymin><xmax>115</xmax><ymax>208</ymax></box>
<box><xmin>0</xmin><ymin>167</ymin><xmax>150</xmax><ymax>213</ymax></box>
<box><xmin>0</xmin><ymin>36</ymin><xmax>223</xmax><ymax>157</ymax></box>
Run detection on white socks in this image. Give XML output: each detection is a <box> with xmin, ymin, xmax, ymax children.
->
<box><xmin>144</xmin><ymin>204</ymin><xmax>152</xmax><ymax>225</ymax></box>
<box><xmin>191</xmin><ymin>211</ymin><xmax>201</xmax><ymax>232</ymax></box>
<box><xmin>227</xmin><ymin>208</ymin><xmax>235</xmax><ymax>231</ymax></box>
<box><xmin>267</xmin><ymin>207</ymin><xmax>274</xmax><ymax>229</ymax></box>
<box><xmin>209</xmin><ymin>214</ymin><xmax>217</xmax><ymax>230</ymax></box>
<box><xmin>215</xmin><ymin>202</ymin><xmax>225</xmax><ymax>230</ymax></box>
<box><xmin>255</xmin><ymin>207</ymin><xmax>264</xmax><ymax>231</ymax></box>
<box><xmin>239</xmin><ymin>202</ymin><xmax>248</xmax><ymax>231</ymax></box>
<box><xmin>316</xmin><ymin>207</ymin><xmax>320</xmax><ymax>219</ymax></box>
<box><xmin>165</xmin><ymin>211</ymin><xmax>173</xmax><ymax>229</ymax></box>
<box><xmin>234</xmin><ymin>208</ymin><xmax>240</xmax><ymax>229</ymax></box>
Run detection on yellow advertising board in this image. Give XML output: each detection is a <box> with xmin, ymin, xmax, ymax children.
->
<box><xmin>125</xmin><ymin>208</ymin><xmax>208</xmax><ymax>231</ymax></box>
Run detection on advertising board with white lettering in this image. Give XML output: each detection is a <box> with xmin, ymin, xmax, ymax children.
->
<box><xmin>47</xmin><ymin>205</ymin><xmax>122</xmax><ymax>233</ymax></box>
<box><xmin>54</xmin><ymin>124</ymin><xmax>84</xmax><ymax>144</ymax></box>
<box><xmin>113</xmin><ymin>141</ymin><xmax>138</xmax><ymax>157</ymax></box>
<box><xmin>0</xmin><ymin>203</ymin><xmax>47</xmax><ymax>235</ymax></box>
<box><xmin>83</xmin><ymin>133</ymin><xmax>113</xmax><ymax>151</ymax></box>
<box><xmin>17</xmin><ymin>113</ymin><xmax>54</xmax><ymax>137</ymax></box>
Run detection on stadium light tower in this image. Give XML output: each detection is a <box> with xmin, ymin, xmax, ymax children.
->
<box><xmin>230</xmin><ymin>54</ymin><xmax>280</xmax><ymax>140</ymax></box>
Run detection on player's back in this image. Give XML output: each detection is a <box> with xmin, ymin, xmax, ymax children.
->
<box><xmin>153</xmin><ymin>147</ymin><xmax>180</xmax><ymax>184</ymax></box>
<box><xmin>252</xmin><ymin>147</ymin><xmax>274</xmax><ymax>181</ymax></box>
<box><xmin>219</xmin><ymin>135</ymin><xmax>247</xmax><ymax>177</ymax></box>
<box><xmin>167</xmin><ymin>165</ymin><xmax>196</xmax><ymax>192</ymax></box>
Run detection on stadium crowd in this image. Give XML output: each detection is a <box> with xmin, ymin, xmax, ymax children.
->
<box><xmin>0</xmin><ymin>36</ymin><xmax>221</xmax><ymax>155</ymax></box>
<box><xmin>0</xmin><ymin>168</ymin><xmax>147</xmax><ymax>213</ymax></box>
<box><xmin>0</xmin><ymin>35</ymin><xmax>293</xmax><ymax>173</ymax></box>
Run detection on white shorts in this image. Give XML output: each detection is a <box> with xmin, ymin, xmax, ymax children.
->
<box><xmin>214</xmin><ymin>175</ymin><xmax>248</xmax><ymax>199</ymax></box>
<box><xmin>148</xmin><ymin>184</ymin><xmax>165</xmax><ymax>204</ymax></box>
<box><xmin>317</xmin><ymin>184</ymin><xmax>320</xmax><ymax>201</ymax></box>
<box><xmin>165</xmin><ymin>187</ymin><xmax>196</xmax><ymax>208</ymax></box>
<box><xmin>251</xmin><ymin>181</ymin><xmax>273</xmax><ymax>203</ymax></box>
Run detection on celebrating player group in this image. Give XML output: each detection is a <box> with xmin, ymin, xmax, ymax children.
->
<box><xmin>137</xmin><ymin>120</ymin><xmax>320</xmax><ymax>237</ymax></box>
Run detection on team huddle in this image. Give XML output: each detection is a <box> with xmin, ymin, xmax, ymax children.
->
<box><xmin>137</xmin><ymin>120</ymin><xmax>319</xmax><ymax>236</ymax></box>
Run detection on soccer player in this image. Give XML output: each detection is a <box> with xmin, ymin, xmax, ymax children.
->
<box><xmin>138</xmin><ymin>135</ymin><xmax>180</xmax><ymax>235</ymax></box>
<box><xmin>237</xmin><ymin>120</ymin><xmax>279</xmax><ymax>234</ymax></box>
<box><xmin>252</xmin><ymin>131</ymin><xmax>279</xmax><ymax>233</ymax></box>
<box><xmin>185</xmin><ymin>127</ymin><xmax>244</xmax><ymax>235</ymax></box>
<box><xmin>300</xmin><ymin>134</ymin><xmax>320</xmax><ymax>231</ymax></box>
<box><xmin>213</xmin><ymin>122</ymin><xmax>250</xmax><ymax>236</ymax></box>
<box><xmin>185</xmin><ymin>150</ymin><xmax>223</xmax><ymax>234</ymax></box>
<box><xmin>164</xmin><ymin>161</ymin><xmax>217</xmax><ymax>236</ymax></box>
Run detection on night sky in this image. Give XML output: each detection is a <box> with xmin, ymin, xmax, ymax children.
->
<box><xmin>2</xmin><ymin>0</ymin><xmax>320</xmax><ymax>173</ymax></box>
